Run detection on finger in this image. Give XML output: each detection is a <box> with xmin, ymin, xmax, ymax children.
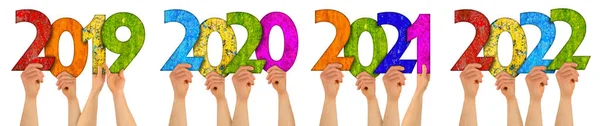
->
<box><xmin>560</xmin><ymin>62</ymin><xmax>578</xmax><ymax>70</ymax></box>
<box><xmin>119</xmin><ymin>69</ymin><xmax>125</xmax><ymax>79</ymax></box>
<box><xmin>356</xmin><ymin>72</ymin><xmax>370</xmax><ymax>80</ymax></box>
<box><xmin>420</xmin><ymin>64</ymin><xmax>428</xmax><ymax>77</ymax></box>
<box><xmin>464</xmin><ymin>64</ymin><xmax>482</xmax><ymax>70</ymax></box>
<box><xmin>25</xmin><ymin>63</ymin><xmax>44</xmax><ymax>70</ymax></box>
<box><xmin>387</xmin><ymin>66</ymin><xmax>405</xmax><ymax>73</ymax></box>
<box><xmin>324</xmin><ymin>63</ymin><xmax>342</xmax><ymax>71</ymax></box>
<box><xmin>268</xmin><ymin>75</ymin><xmax>285</xmax><ymax>84</ymax></box>
<box><xmin>238</xmin><ymin>66</ymin><xmax>255</xmax><ymax>73</ymax></box>
<box><xmin>104</xmin><ymin>64</ymin><xmax>111</xmax><ymax>77</ymax></box>
<box><xmin>267</xmin><ymin>66</ymin><xmax>282</xmax><ymax>73</ymax></box>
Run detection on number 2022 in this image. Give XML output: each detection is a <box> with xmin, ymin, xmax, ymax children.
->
<box><xmin>451</xmin><ymin>8</ymin><xmax>590</xmax><ymax>77</ymax></box>
<box><xmin>12</xmin><ymin>9</ymin><xmax>145</xmax><ymax>77</ymax></box>
<box><xmin>311</xmin><ymin>9</ymin><xmax>431</xmax><ymax>77</ymax></box>
<box><xmin>160</xmin><ymin>9</ymin><xmax>299</xmax><ymax>77</ymax></box>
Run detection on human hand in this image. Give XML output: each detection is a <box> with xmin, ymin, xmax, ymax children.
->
<box><xmin>460</xmin><ymin>64</ymin><xmax>483</xmax><ymax>99</ymax></box>
<box><xmin>321</xmin><ymin>63</ymin><xmax>343</xmax><ymax>99</ymax></box>
<box><xmin>170</xmin><ymin>64</ymin><xmax>192</xmax><ymax>100</ymax></box>
<box><xmin>107</xmin><ymin>68</ymin><xmax>126</xmax><ymax>95</ymax></box>
<box><xmin>233</xmin><ymin>66</ymin><xmax>255</xmax><ymax>101</ymax></box>
<box><xmin>556</xmin><ymin>63</ymin><xmax>578</xmax><ymax>98</ymax></box>
<box><xmin>56</xmin><ymin>72</ymin><xmax>77</xmax><ymax>100</ymax></box>
<box><xmin>382</xmin><ymin>66</ymin><xmax>405</xmax><ymax>101</ymax></box>
<box><xmin>267</xmin><ymin>66</ymin><xmax>287</xmax><ymax>95</ymax></box>
<box><xmin>356</xmin><ymin>72</ymin><xmax>376</xmax><ymax>100</ymax></box>
<box><xmin>21</xmin><ymin>63</ymin><xmax>44</xmax><ymax>99</ymax></box>
<box><xmin>495</xmin><ymin>72</ymin><xmax>516</xmax><ymax>100</ymax></box>
<box><xmin>417</xmin><ymin>65</ymin><xmax>430</xmax><ymax>93</ymax></box>
<box><xmin>92</xmin><ymin>64</ymin><xmax>107</xmax><ymax>94</ymax></box>
<box><xmin>206</xmin><ymin>72</ymin><xmax>225</xmax><ymax>100</ymax></box>
<box><xmin>525</xmin><ymin>66</ymin><xmax>548</xmax><ymax>101</ymax></box>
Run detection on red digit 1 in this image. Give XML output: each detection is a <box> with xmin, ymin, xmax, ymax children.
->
<box><xmin>12</xmin><ymin>9</ymin><xmax>54</xmax><ymax>71</ymax></box>
<box><xmin>451</xmin><ymin>9</ymin><xmax>493</xmax><ymax>71</ymax></box>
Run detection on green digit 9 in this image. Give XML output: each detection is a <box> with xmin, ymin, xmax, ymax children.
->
<box><xmin>102</xmin><ymin>12</ymin><xmax>145</xmax><ymax>73</ymax></box>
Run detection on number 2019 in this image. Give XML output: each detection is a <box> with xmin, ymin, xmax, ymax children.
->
<box><xmin>451</xmin><ymin>8</ymin><xmax>590</xmax><ymax>77</ymax></box>
<box><xmin>311</xmin><ymin>9</ymin><xmax>431</xmax><ymax>77</ymax></box>
<box><xmin>12</xmin><ymin>9</ymin><xmax>145</xmax><ymax>77</ymax></box>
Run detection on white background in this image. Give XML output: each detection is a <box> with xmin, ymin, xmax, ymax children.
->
<box><xmin>0</xmin><ymin>0</ymin><xmax>598</xmax><ymax>125</ymax></box>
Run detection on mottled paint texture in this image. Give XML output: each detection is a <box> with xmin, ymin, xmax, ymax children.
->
<box><xmin>102</xmin><ymin>12</ymin><xmax>145</xmax><ymax>73</ymax></box>
<box><xmin>194</xmin><ymin>18</ymin><xmax>236</xmax><ymax>77</ymax></box>
<box><xmin>484</xmin><ymin>18</ymin><xmax>527</xmax><ymax>77</ymax></box>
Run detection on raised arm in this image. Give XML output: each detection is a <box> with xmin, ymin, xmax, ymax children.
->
<box><xmin>381</xmin><ymin>66</ymin><xmax>405</xmax><ymax>126</ymax></box>
<box><xmin>232</xmin><ymin>66</ymin><xmax>255</xmax><ymax>126</ymax></box>
<box><xmin>357</xmin><ymin>72</ymin><xmax>382</xmax><ymax>126</ymax></box>
<box><xmin>459</xmin><ymin>64</ymin><xmax>482</xmax><ymax>126</ymax></box>
<box><xmin>496</xmin><ymin>72</ymin><xmax>523</xmax><ymax>126</ymax></box>
<box><xmin>402</xmin><ymin>65</ymin><xmax>430</xmax><ymax>126</ymax></box>
<box><xmin>525</xmin><ymin>66</ymin><xmax>548</xmax><ymax>126</ymax></box>
<box><xmin>320</xmin><ymin>63</ymin><xmax>343</xmax><ymax>126</ymax></box>
<box><xmin>206</xmin><ymin>72</ymin><xmax>231</xmax><ymax>126</ymax></box>
<box><xmin>56</xmin><ymin>72</ymin><xmax>81</xmax><ymax>126</ymax></box>
<box><xmin>20</xmin><ymin>63</ymin><xmax>44</xmax><ymax>126</ymax></box>
<box><xmin>77</xmin><ymin>65</ymin><xmax>107</xmax><ymax>126</ymax></box>
<box><xmin>555</xmin><ymin>63</ymin><xmax>578</xmax><ymax>126</ymax></box>
<box><xmin>108</xmin><ymin>70</ymin><xmax>136</xmax><ymax>126</ymax></box>
<box><xmin>267</xmin><ymin>66</ymin><xmax>295</xmax><ymax>126</ymax></box>
<box><xmin>168</xmin><ymin>64</ymin><xmax>193</xmax><ymax>126</ymax></box>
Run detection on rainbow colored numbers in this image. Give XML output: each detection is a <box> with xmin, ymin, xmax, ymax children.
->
<box><xmin>311</xmin><ymin>9</ymin><xmax>431</xmax><ymax>77</ymax></box>
<box><xmin>160</xmin><ymin>9</ymin><xmax>299</xmax><ymax>77</ymax></box>
<box><xmin>12</xmin><ymin>9</ymin><xmax>145</xmax><ymax>77</ymax></box>
<box><xmin>451</xmin><ymin>8</ymin><xmax>590</xmax><ymax>77</ymax></box>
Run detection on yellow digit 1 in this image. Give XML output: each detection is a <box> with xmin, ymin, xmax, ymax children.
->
<box><xmin>84</xmin><ymin>15</ymin><xmax>106</xmax><ymax>74</ymax></box>
<box><xmin>484</xmin><ymin>18</ymin><xmax>527</xmax><ymax>77</ymax></box>
<box><xmin>193</xmin><ymin>18</ymin><xmax>237</xmax><ymax>77</ymax></box>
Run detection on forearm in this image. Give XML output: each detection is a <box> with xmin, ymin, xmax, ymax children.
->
<box><xmin>459</xmin><ymin>97</ymin><xmax>477</xmax><ymax>126</ymax></box>
<box><xmin>367</xmin><ymin>98</ymin><xmax>382</xmax><ymax>126</ymax></box>
<box><xmin>21</xmin><ymin>98</ymin><xmax>38</xmax><ymax>126</ymax></box>
<box><xmin>320</xmin><ymin>97</ymin><xmax>337</xmax><ymax>126</ymax></box>
<box><xmin>68</xmin><ymin>98</ymin><xmax>81</xmax><ymax>126</ymax></box>
<box><xmin>113</xmin><ymin>92</ymin><xmax>137</xmax><ymax>126</ymax></box>
<box><xmin>278</xmin><ymin>93</ymin><xmax>295</xmax><ymax>126</ymax></box>
<box><xmin>232</xmin><ymin>100</ymin><xmax>249</xmax><ymax>126</ymax></box>
<box><xmin>507</xmin><ymin>98</ymin><xmax>523</xmax><ymax>126</ymax></box>
<box><xmin>555</xmin><ymin>97</ymin><xmax>573</xmax><ymax>126</ymax></box>
<box><xmin>384</xmin><ymin>98</ymin><xmax>400</xmax><ymax>126</ymax></box>
<box><xmin>169</xmin><ymin>98</ymin><xmax>186</xmax><ymax>126</ymax></box>
<box><xmin>402</xmin><ymin>92</ymin><xmax>424</xmax><ymax>126</ymax></box>
<box><xmin>216</xmin><ymin>98</ymin><xmax>232</xmax><ymax>126</ymax></box>
<box><xmin>77</xmin><ymin>93</ymin><xmax>100</xmax><ymax>126</ymax></box>
<box><xmin>525</xmin><ymin>99</ymin><xmax>542</xmax><ymax>126</ymax></box>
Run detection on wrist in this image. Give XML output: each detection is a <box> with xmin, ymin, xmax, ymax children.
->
<box><xmin>112</xmin><ymin>91</ymin><xmax>124</xmax><ymax>98</ymax></box>
<box><xmin>387</xmin><ymin>96</ymin><xmax>398</xmax><ymax>102</ymax></box>
<box><xmin>464</xmin><ymin>96</ymin><xmax>476</xmax><ymax>102</ymax></box>
<box><xmin>560</xmin><ymin>96</ymin><xmax>572</xmax><ymax>101</ymax></box>
<box><xmin>26</xmin><ymin>94</ymin><xmax>37</xmax><ymax>100</ymax></box>
<box><xmin>68</xmin><ymin>97</ymin><xmax>79</xmax><ymax>102</ymax></box>
<box><xmin>530</xmin><ymin>98</ymin><xmax>542</xmax><ymax>103</ymax></box>
<box><xmin>367</xmin><ymin>97</ymin><xmax>378</xmax><ymax>102</ymax></box>
<box><xmin>278</xmin><ymin>92</ymin><xmax>289</xmax><ymax>98</ymax></box>
<box><xmin>277</xmin><ymin>90</ymin><xmax>288</xmax><ymax>96</ymax></box>
<box><xmin>236</xmin><ymin>98</ymin><xmax>248</xmax><ymax>104</ymax></box>
<box><xmin>505</xmin><ymin>96</ymin><xmax>517</xmax><ymax>101</ymax></box>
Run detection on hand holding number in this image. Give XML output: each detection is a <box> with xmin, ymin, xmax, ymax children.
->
<box><xmin>525</xmin><ymin>66</ymin><xmax>549</xmax><ymax>101</ymax></box>
<box><xmin>267</xmin><ymin>66</ymin><xmax>287</xmax><ymax>95</ymax></box>
<box><xmin>356</xmin><ymin>72</ymin><xmax>376</xmax><ymax>100</ymax></box>
<box><xmin>170</xmin><ymin>64</ymin><xmax>192</xmax><ymax>99</ymax></box>
<box><xmin>556</xmin><ymin>63</ymin><xmax>579</xmax><ymax>98</ymax></box>
<box><xmin>206</xmin><ymin>72</ymin><xmax>226</xmax><ymax>100</ymax></box>
<box><xmin>92</xmin><ymin>64</ymin><xmax>107</xmax><ymax>94</ymax></box>
<box><xmin>495</xmin><ymin>72</ymin><xmax>516</xmax><ymax>99</ymax></box>
<box><xmin>233</xmin><ymin>66</ymin><xmax>255</xmax><ymax>101</ymax></box>
<box><xmin>321</xmin><ymin>63</ymin><xmax>343</xmax><ymax>99</ymax></box>
<box><xmin>57</xmin><ymin>72</ymin><xmax>77</xmax><ymax>100</ymax></box>
<box><xmin>382</xmin><ymin>66</ymin><xmax>405</xmax><ymax>101</ymax></box>
<box><xmin>107</xmin><ymin>67</ymin><xmax>126</xmax><ymax>95</ymax></box>
<box><xmin>460</xmin><ymin>64</ymin><xmax>483</xmax><ymax>99</ymax></box>
<box><xmin>21</xmin><ymin>63</ymin><xmax>44</xmax><ymax>99</ymax></box>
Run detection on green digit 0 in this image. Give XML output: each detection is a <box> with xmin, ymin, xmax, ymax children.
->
<box><xmin>345</xmin><ymin>18</ymin><xmax>387</xmax><ymax>77</ymax></box>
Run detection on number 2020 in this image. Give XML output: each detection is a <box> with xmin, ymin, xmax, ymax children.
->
<box><xmin>311</xmin><ymin>9</ymin><xmax>431</xmax><ymax>77</ymax></box>
<box><xmin>451</xmin><ymin>8</ymin><xmax>590</xmax><ymax>77</ymax></box>
<box><xmin>160</xmin><ymin>9</ymin><xmax>299</xmax><ymax>77</ymax></box>
<box><xmin>12</xmin><ymin>9</ymin><xmax>145</xmax><ymax>77</ymax></box>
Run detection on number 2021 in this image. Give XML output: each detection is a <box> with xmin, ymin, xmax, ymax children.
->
<box><xmin>160</xmin><ymin>9</ymin><xmax>299</xmax><ymax>77</ymax></box>
<box><xmin>12</xmin><ymin>9</ymin><xmax>145</xmax><ymax>77</ymax></box>
<box><xmin>311</xmin><ymin>9</ymin><xmax>431</xmax><ymax>77</ymax></box>
<box><xmin>451</xmin><ymin>8</ymin><xmax>590</xmax><ymax>77</ymax></box>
